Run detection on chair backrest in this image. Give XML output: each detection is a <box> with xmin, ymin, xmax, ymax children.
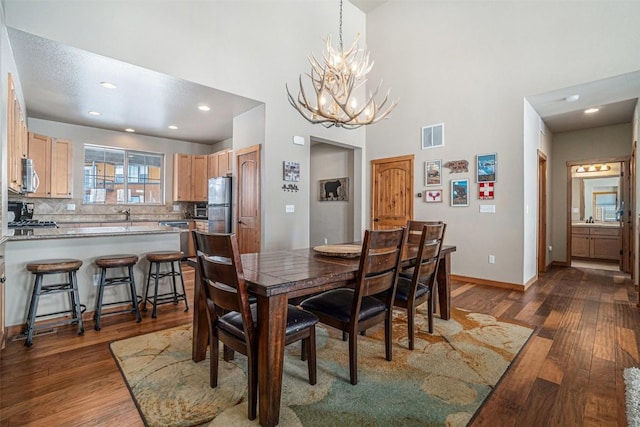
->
<box><xmin>353</xmin><ymin>227</ymin><xmax>406</xmax><ymax>310</ymax></box>
<box><xmin>407</xmin><ymin>220</ymin><xmax>446</xmax><ymax>286</ymax></box>
<box><xmin>192</xmin><ymin>231</ymin><xmax>255</xmax><ymax>345</ymax></box>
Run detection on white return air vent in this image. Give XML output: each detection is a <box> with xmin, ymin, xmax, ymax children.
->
<box><xmin>421</xmin><ymin>123</ymin><xmax>444</xmax><ymax>149</ymax></box>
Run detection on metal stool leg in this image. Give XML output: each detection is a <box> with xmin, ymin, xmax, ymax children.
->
<box><xmin>170</xmin><ymin>261</ymin><xmax>179</xmax><ymax>305</ymax></box>
<box><xmin>142</xmin><ymin>261</ymin><xmax>152</xmax><ymax>312</ymax></box>
<box><xmin>70</xmin><ymin>270</ymin><xmax>84</xmax><ymax>335</ymax></box>
<box><xmin>177</xmin><ymin>261</ymin><xmax>189</xmax><ymax>312</ymax></box>
<box><xmin>151</xmin><ymin>262</ymin><xmax>160</xmax><ymax>318</ymax></box>
<box><xmin>94</xmin><ymin>267</ymin><xmax>107</xmax><ymax>331</ymax></box>
<box><xmin>24</xmin><ymin>274</ymin><xmax>44</xmax><ymax>347</ymax></box>
<box><xmin>128</xmin><ymin>265</ymin><xmax>142</xmax><ymax>323</ymax></box>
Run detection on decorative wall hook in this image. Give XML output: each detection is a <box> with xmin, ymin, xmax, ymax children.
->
<box><xmin>282</xmin><ymin>184</ymin><xmax>299</xmax><ymax>192</ymax></box>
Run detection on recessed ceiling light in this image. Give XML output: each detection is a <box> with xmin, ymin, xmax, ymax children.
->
<box><xmin>100</xmin><ymin>81</ymin><xmax>117</xmax><ymax>89</ymax></box>
<box><xmin>168</xmin><ymin>125</ymin><xmax>178</xmax><ymax>130</ymax></box>
<box><xmin>198</xmin><ymin>105</ymin><xmax>211</xmax><ymax>112</ymax></box>
<box><xmin>125</xmin><ymin>128</ymin><xmax>135</xmax><ymax>133</ymax></box>
<box><xmin>88</xmin><ymin>111</ymin><xmax>101</xmax><ymax>116</ymax></box>
<box><xmin>584</xmin><ymin>107</ymin><xmax>600</xmax><ymax>114</ymax></box>
<box><xmin>564</xmin><ymin>94</ymin><xmax>580</xmax><ymax>102</ymax></box>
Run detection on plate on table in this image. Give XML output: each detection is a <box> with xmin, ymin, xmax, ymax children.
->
<box><xmin>313</xmin><ymin>244</ymin><xmax>362</xmax><ymax>258</ymax></box>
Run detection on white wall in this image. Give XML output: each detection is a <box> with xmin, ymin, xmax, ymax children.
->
<box><xmin>310</xmin><ymin>142</ymin><xmax>354</xmax><ymax>247</ymax></box>
<box><xmin>364</xmin><ymin>1</ymin><xmax>640</xmax><ymax>285</ymax></box>
<box><xmin>551</xmin><ymin>124</ymin><xmax>632</xmax><ymax>262</ymax></box>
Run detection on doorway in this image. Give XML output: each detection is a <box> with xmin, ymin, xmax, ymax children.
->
<box><xmin>371</xmin><ymin>155</ymin><xmax>414</xmax><ymax>230</ymax></box>
<box><xmin>566</xmin><ymin>157</ymin><xmax>632</xmax><ymax>273</ymax></box>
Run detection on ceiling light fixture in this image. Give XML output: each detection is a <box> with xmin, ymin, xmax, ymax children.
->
<box><xmin>286</xmin><ymin>0</ymin><xmax>398</xmax><ymax>129</ymax></box>
<box><xmin>125</xmin><ymin>128</ymin><xmax>135</xmax><ymax>133</ymax></box>
<box><xmin>168</xmin><ymin>125</ymin><xmax>178</xmax><ymax>130</ymax></box>
<box><xmin>88</xmin><ymin>111</ymin><xmax>101</xmax><ymax>116</ymax></box>
<box><xmin>198</xmin><ymin>105</ymin><xmax>211</xmax><ymax>112</ymax></box>
<box><xmin>584</xmin><ymin>107</ymin><xmax>600</xmax><ymax>114</ymax></box>
<box><xmin>564</xmin><ymin>94</ymin><xmax>580</xmax><ymax>102</ymax></box>
<box><xmin>100</xmin><ymin>81</ymin><xmax>117</xmax><ymax>89</ymax></box>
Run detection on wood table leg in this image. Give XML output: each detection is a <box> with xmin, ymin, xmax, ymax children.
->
<box><xmin>436</xmin><ymin>252</ymin><xmax>451</xmax><ymax>320</ymax></box>
<box><xmin>257</xmin><ymin>293</ymin><xmax>287</xmax><ymax>427</ymax></box>
<box><xmin>190</xmin><ymin>260</ymin><xmax>208</xmax><ymax>362</ymax></box>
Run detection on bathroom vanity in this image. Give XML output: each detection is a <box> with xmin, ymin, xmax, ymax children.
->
<box><xmin>571</xmin><ymin>223</ymin><xmax>621</xmax><ymax>261</ymax></box>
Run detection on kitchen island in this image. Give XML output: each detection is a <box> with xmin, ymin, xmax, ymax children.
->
<box><xmin>4</xmin><ymin>225</ymin><xmax>182</xmax><ymax>330</ymax></box>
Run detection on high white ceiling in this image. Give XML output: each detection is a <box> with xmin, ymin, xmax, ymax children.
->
<box><xmin>8</xmin><ymin>23</ymin><xmax>639</xmax><ymax>146</ymax></box>
<box><xmin>8</xmin><ymin>27</ymin><xmax>263</xmax><ymax>144</ymax></box>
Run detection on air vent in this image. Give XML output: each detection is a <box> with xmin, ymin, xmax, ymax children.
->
<box><xmin>421</xmin><ymin>123</ymin><xmax>444</xmax><ymax>149</ymax></box>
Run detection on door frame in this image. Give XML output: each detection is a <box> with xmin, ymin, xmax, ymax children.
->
<box><xmin>537</xmin><ymin>150</ymin><xmax>548</xmax><ymax>273</ymax></box>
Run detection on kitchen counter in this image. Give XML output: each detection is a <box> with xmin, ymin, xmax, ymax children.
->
<box><xmin>6</xmin><ymin>225</ymin><xmax>182</xmax><ymax>241</ymax></box>
<box><xmin>571</xmin><ymin>222</ymin><xmax>620</xmax><ymax>228</ymax></box>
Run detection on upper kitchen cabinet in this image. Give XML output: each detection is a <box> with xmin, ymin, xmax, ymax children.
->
<box><xmin>207</xmin><ymin>149</ymin><xmax>233</xmax><ymax>179</ymax></box>
<box><xmin>27</xmin><ymin>132</ymin><xmax>73</xmax><ymax>198</ymax></box>
<box><xmin>173</xmin><ymin>154</ymin><xmax>207</xmax><ymax>202</ymax></box>
<box><xmin>7</xmin><ymin>74</ymin><xmax>28</xmax><ymax>194</ymax></box>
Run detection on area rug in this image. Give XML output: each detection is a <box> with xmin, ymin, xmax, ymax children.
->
<box><xmin>110</xmin><ymin>307</ymin><xmax>534</xmax><ymax>427</ymax></box>
<box><xmin>624</xmin><ymin>367</ymin><xmax>640</xmax><ymax>427</ymax></box>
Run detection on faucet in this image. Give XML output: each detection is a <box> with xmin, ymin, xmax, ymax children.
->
<box><xmin>121</xmin><ymin>208</ymin><xmax>131</xmax><ymax>221</ymax></box>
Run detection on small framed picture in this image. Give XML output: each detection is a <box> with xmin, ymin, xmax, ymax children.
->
<box><xmin>319</xmin><ymin>177</ymin><xmax>349</xmax><ymax>201</ymax></box>
<box><xmin>283</xmin><ymin>161</ymin><xmax>300</xmax><ymax>182</ymax></box>
<box><xmin>450</xmin><ymin>179</ymin><xmax>469</xmax><ymax>207</ymax></box>
<box><xmin>476</xmin><ymin>153</ymin><xmax>496</xmax><ymax>182</ymax></box>
<box><xmin>425</xmin><ymin>160</ymin><xmax>442</xmax><ymax>186</ymax></box>
<box><xmin>424</xmin><ymin>188</ymin><xmax>443</xmax><ymax>203</ymax></box>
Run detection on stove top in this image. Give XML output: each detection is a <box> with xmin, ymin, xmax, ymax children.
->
<box><xmin>8</xmin><ymin>220</ymin><xmax>58</xmax><ymax>229</ymax></box>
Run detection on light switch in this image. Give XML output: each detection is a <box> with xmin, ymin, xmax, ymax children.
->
<box><xmin>286</xmin><ymin>204</ymin><xmax>295</xmax><ymax>213</ymax></box>
<box><xmin>479</xmin><ymin>204</ymin><xmax>496</xmax><ymax>213</ymax></box>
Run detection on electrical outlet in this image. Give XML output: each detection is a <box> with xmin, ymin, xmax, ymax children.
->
<box><xmin>488</xmin><ymin>255</ymin><xmax>495</xmax><ymax>264</ymax></box>
<box><xmin>324</xmin><ymin>238</ymin><xmax>328</xmax><ymax>245</ymax></box>
<box><xmin>93</xmin><ymin>274</ymin><xmax>101</xmax><ymax>287</ymax></box>
<box><xmin>172</xmin><ymin>205</ymin><xmax>180</xmax><ymax>212</ymax></box>
<box><xmin>66</xmin><ymin>203</ymin><xmax>75</xmax><ymax>211</ymax></box>
<box><xmin>548</xmin><ymin>245</ymin><xmax>553</xmax><ymax>251</ymax></box>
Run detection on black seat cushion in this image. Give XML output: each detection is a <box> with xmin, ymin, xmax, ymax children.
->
<box><xmin>218</xmin><ymin>304</ymin><xmax>318</xmax><ymax>340</ymax></box>
<box><xmin>393</xmin><ymin>277</ymin><xmax>430</xmax><ymax>303</ymax></box>
<box><xmin>300</xmin><ymin>289</ymin><xmax>386</xmax><ymax>324</ymax></box>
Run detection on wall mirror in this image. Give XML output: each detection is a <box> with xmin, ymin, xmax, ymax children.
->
<box><xmin>571</xmin><ymin>162</ymin><xmax>620</xmax><ymax>223</ymax></box>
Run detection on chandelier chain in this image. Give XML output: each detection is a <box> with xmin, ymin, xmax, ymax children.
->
<box><xmin>339</xmin><ymin>0</ymin><xmax>343</xmax><ymax>51</ymax></box>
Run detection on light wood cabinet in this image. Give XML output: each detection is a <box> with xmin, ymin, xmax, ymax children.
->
<box><xmin>571</xmin><ymin>226</ymin><xmax>620</xmax><ymax>261</ymax></box>
<box><xmin>173</xmin><ymin>154</ymin><xmax>208</xmax><ymax>202</ymax></box>
<box><xmin>207</xmin><ymin>149</ymin><xmax>233</xmax><ymax>179</ymax></box>
<box><xmin>7</xmin><ymin>74</ymin><xmax>28</xmax><ymax>194</ymax></box>
<box><xmin>27</xmin><ymin>132</ymin><xmax>73</xmax><ymax>198</ymax></box>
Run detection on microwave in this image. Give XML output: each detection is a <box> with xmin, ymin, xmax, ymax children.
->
<box><xmin>194</xmin><ymin>203</ymin><xmax>207</xmax><ymax>218</ymax></box>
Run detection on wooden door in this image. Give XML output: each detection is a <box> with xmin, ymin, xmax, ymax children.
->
<box><xmin>371</xmin><ymin>155</ymin><xmax>414</xmax><ymax>229</ymax></box>
<box><xmin>192</xmin><ymin>155</ymin><xmax>208</xmax><ymax>201</ymax></box>
<box><xmin>207</xmin><ymin>153</ymin><xmax>218</xmax><ymax>179</ymax></box>
<box><xmin>236</xmin><ymin>145</ymin><xmax>260</xmax><ymax>254</ymax></box>
<box><xmin>173</xmin><ymin>154</ymin><xmax>192</xmax><ymax>201</ymax></box>
<box><xmin>51</xmin><ymin>138</ymin><xmax>73</xmax><ymax>198</ymax></box>
<box><xmin>27</xmin><ymin>132</ymin><xmax>51</xmax><ymax>198</ymax></box>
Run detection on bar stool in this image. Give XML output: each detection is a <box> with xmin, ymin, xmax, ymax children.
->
<box><xmin>93</xmin><ymin>254</ymin><xmax>142</xmax><ymax>330</ymax></box>
<box><xmin>142</xmin><ymin>251</ymin><xmax>189</xmax><ymax>318</ymax></box>
<box><xmin>24</xmin><ymin>259</ymin><xmax>85</xmax><ymax>347</ymax></box>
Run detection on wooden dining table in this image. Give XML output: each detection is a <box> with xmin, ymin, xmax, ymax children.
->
<box><xmin>190</xmin><ymin>244</ymin><xmax>456</xmax><ymax>427</ymax></box>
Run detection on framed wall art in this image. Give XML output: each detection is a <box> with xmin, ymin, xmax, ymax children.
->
<box><xmin>319</xmin><ymin>177</ymin><xmax>348</xmax><ymax>201</ymax></box>
<box><xmin>425</xmin><ymin>159</ymin><xmax>442</xmax><ymax>186</ymax></box>
<box><xmin>450</xmin><ymin>178</ymin><xmax>469</xmax><ymax>207</ymax></box>
<box><xmin>283</xmin><ymin>161</ymin><xmax>300</xmax><ymax>182</ymax></box>
<box><xmin>476</xmin><ymin>153</ymin><xmax>496</xmax><ymax>182</ymax></box>
<box><xmin>425</xmin><ymin>188</ymin><xmax>443</xmax><ymax>203</ymax></box>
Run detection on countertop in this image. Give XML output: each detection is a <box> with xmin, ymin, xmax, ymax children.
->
<box><xmin>6</xmin><ymin>225</ymin><xmax>182</xmax><ymax>241</ymax></box>
<box><xmin>571</xmin><ymin>222</ymin><xmax>620</xmax><ymax>228</ymax></box>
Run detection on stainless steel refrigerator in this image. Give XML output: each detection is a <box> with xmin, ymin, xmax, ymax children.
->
<box><xmin>208</xmin><ymin>176</ymin><xmax>232</xmax><ymax>233</ymax></box>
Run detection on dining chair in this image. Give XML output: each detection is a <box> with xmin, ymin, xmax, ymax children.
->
<box><xmin>300</xmin><ymin>227</ymin><xmax>406</xmax><ymax>385</ymax></box>
<box><xmin>193</xmin><ymin>231</ymin><xmax>319</xmax><ymax>420</ymax></box>
<box><xmin>396</xmin><ymin>220</ymin><xmax>446</xmax><ymax>349</ymax></box>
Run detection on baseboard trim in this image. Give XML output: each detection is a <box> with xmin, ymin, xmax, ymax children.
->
<box><xmin>451</xmin><ymin>274</ymin><xmax>525</xmax><ymax>292</ymax></box>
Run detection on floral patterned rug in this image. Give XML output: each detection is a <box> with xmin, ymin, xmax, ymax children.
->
<box><xmin>110</xmin><ymin>306</ymin><xmax>534</xmax><ymax>426</ymax></box>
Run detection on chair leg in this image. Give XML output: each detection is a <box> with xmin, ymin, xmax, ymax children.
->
<box><xmin>385</xmin><ymin>312</ymin><xmax>393</xmax><ymax>362</ymax></box>
<box><xmin>210</xmin><ymin>331</ymin><xmax>219</xmax><ymax>388</ymax></box>
<box><xmin>247</xmin><ymin>353</ymin><xmax>258</xmax><ymax>420</ymax></box>
<box><xmin>427</xmin><ymin>291</ymin><xmax>434</xmax><ymax>334</ymax></box>
<box><xmin>307</xmin><ymin>327</ymin><xmax>317</xmax><ymax>385</ymax></box>
<box><xmin>349</xmin><ymin>329</ymin><xmax>358</xmax><ymax>385</ymax></box>
<box><xmin>342</xmin><ymin>331</ymin><xmax>348</xmax><ymax>342</ymax></box>
<box><xmin>300</xmin><ymin>339</ymin><xmax>307</xmax><ymax>361</ymax></box>
<box><xmin>408</xmin><ymin>304</ymin><xmax>416</xmax><ymax>350</ymax></box>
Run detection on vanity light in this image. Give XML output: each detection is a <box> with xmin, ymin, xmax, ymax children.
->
<box><xmin>587</xmin><ymin>165</ymin><xmax>598</xmax><ymax>172</ymax></box>
<box><xmin>576</xmin><ymin>164</ymin><xmax>611</xmax><ymax>173</ymax></box>
<box><xmin>576</xmin><ymin>166</ymin><xmax>586</xmax><ymax>173</ymax></box>
<box><xmin>599</xmin><ymin>164</ymin><xmax>611</xmax><ymax>172</ymax></box>
<box><xmin>88</xmin><ymin>111</ymin><xmax>101</xmax><ymax>116</ymax></box>
<box><xmin>100</xmin><ymin>81</ymin><xmax>117</xmax><ymax>89</ymax></box>
<box><xmin>168</xmin><ymin>125</ymin><xmax>178</xmax><ymax>130</ymax></box>
<box><xmin>125</xmin><ymin>128</ymin><xmax>135</xmax><ymax>133</ymax></box>
<box><xmin>584</xmin><ymin>107</ymin><xmax>600</xmax><ymax>114</ymax></box>
<box><xmin>198</xmin><ymin>105</ymin><xmax>211</xmax><ymax>112</ymax></box>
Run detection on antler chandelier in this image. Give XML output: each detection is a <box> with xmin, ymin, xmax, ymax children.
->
<box><xmin>286</xmin><ymin>0</ymin><xmax>398</xmax><ymax>129</ymax></box>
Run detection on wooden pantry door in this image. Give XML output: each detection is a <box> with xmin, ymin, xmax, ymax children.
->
<box><xmin>236</xmin><ymin>145</ymin><xmax>261</xmax><ymax>254</ymax></box>
<box><xmin>371</xmin><ymin>155</ymin><xmax>414</xmax><ymax>230</ymax></box>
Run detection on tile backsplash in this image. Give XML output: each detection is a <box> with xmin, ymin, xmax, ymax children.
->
<box><xmin>8</xmin><ymin>196</ymin><xmax>192</xmax><ymax>223</ymax></box>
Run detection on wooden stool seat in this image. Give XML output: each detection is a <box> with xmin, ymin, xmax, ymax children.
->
<box><xmin>95</xmin><ymin>254</ymin><xmax>138</xmax><ymax>268</ymax></box>
<box><xmin>142</xmin><ymin>251</ymin><xmax>189</xmax><ymax>318</ymax></box>
<box><xmin>23</xmin><ymin>258</ymin><xmax>85</xmax><ymax>347</ymax></box>
<box><xmin>93</xmin><ymin>254</ymin><xmax>141</xmax><ymax>330</ymax></box>
<box><xmin>146</xmin><ymin>251</ymin><xmax>183</xmax><ymax>263</ymax></box>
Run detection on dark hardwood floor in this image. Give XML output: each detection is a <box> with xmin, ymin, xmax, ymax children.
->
<box><xmin>1</xmin><ymin>264</ymin><xmax>638</xmax><ymax>426</ymax></box>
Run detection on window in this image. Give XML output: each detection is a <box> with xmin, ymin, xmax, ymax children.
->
<box><xmin>593</xmin><ymin>192</ymin><xmax>617</xmax><ymax>222</ymax></box>
<box><xmin>83</xmin><ymin>145</ymin><xmax>164</xmax><ymax>205</ymax></box>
